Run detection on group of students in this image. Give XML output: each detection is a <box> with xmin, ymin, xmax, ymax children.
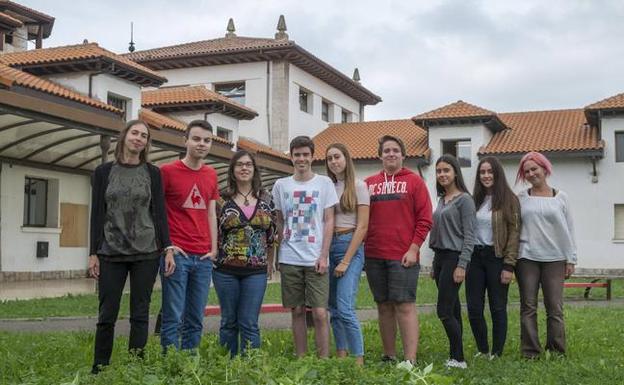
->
<box><xmin>88</xmin><ymin>120</ymin><xmax>576</xmax><ymax>373</ymax></box>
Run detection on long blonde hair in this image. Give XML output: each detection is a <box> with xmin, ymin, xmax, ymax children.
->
<box><xmin>325</xmin><ymin>143</ymin><xmax>357</xmax><ymax>212</ymax></box>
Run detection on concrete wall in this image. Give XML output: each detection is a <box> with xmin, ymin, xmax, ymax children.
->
<box><xmin>157</xmin><ymin>62</ymin><xmax>270</xmax><ymax>144</ymax></box>
<box><xmin>0</xmin><ymin>163</ymin><xmax>90</xmax><ymax>273</ymax></box>
<box><xmin>44</xmin><ymin>72</ymin><xmax>142</xmax><ymax>120</ymax></box>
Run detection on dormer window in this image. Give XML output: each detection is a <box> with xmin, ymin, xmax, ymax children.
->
<box><xmin>215</xmin><ymin>82</ymin><xmax>245</xmax><ymax>105</ymax></box>
<box><xmin>442</xmin><ymin>139</ymin><xmax>471</xmax><ymax>167</ymax></box>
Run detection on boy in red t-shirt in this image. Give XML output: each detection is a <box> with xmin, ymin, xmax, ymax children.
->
<box><xmin>159</xmin><ymin>120</ymin><xmax>219</xmax><ymax>351</ymax></box>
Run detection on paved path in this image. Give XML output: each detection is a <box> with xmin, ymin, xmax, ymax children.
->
<box><xmin>1</xmin><ymin>300</ymin><xmax>622</xmax><ymax>335</ymax></box>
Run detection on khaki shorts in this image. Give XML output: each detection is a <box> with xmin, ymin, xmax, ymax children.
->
<box><xmin>280</xmin><ymin>263</ymin><xmax>329</xmax><ymax>308</ymax></box>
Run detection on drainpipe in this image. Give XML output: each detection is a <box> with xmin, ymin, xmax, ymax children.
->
<box><xmin>591</xmin><ymin>157</ymin><xmax>598</xmax><ymax>183</ymax></box>
<box><xmin>266</xmin><ymin>61</ymin><xmax>272</xmax><ymax>144</ymax></box>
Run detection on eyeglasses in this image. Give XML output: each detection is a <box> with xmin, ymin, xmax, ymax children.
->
<box><xmin>235</xmin><ymin>162</ymin><xmax>254</xmax><ymax>169</ymax></box>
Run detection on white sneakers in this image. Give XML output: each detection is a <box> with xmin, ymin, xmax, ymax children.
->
<box><xmin>445</xmin><ymin>359</ymin><xmax>468</xmax><ymax>369</ymax></box>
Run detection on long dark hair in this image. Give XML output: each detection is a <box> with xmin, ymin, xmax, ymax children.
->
<box><xmin>473</xmin><ymin>156</ymin><xmax>517</xmax><ymax>220</ymax></box>
<box><xmin>222</xmin><ymin>150</ymin><xmax>263</xmax><ymax>200</ymax></box>
<box><xmin>325</xmin><ymin>143</ymin><xmax>357</xmax><ymax>212</ymax></box>
<box><xmin>435</xmin><ymin>154</ymin><xmax>469</xmax><ymax>197</ymax></box>
<box><xmin>114</xmin><ymin>119</ymin><xmax>151</xmax><ymax>164</ymax></box>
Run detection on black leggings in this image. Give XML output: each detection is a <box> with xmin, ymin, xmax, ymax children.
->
<box><xmin>93</xmin><ymin>258</ymin><xmax>159</xmax><ymax>370</ymax></box>
<box><xmin>465</xmin><ymin>246</ymin><xmax>509</xmax><ymax>356</ymax></box>
<box><xmin>433</xmin><ymin>250</ymin><xmax>464</xmax><ymax>362</ymax></box>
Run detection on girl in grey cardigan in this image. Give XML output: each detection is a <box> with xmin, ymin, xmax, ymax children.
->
<box><xmin>429</xmin><ymin>154</ymin><xmax>476</xmax><ymax>369</ymax></box>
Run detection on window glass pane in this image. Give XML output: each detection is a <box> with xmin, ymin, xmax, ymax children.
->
<box><xmin>299</xmin><ymin>89</ymin><xmax>308</xmax><ymax>112</ymax></box>
<box><xmin>216</xmin><ymin>127</ymin><xmax>232</xmax><ymax>141</ymax></box>
<box><xmin>615</xmin><ymin>204</ymin><xmax>624</xmax><ymax>239</ymax></box>
<box><xmin>442</xmin><ymin>141</ymin><xmax>456</xmax><ymax>157</ymax></box>
<box><xmin>215</xmin><ymin>82</ymin><xmax>245</xmax><ymax>105</ymax></box>
<box><xmin>616</xmin><ymin>132</ymin><xmax>624</xmax><ymax>162</ymax></box>
<box><xmin>23</xmin><ymin>178</ymin><xmax>47</xmax><ymax>226</ymax></box>
<box><xmin>341</xmin><ymin>111</ymin><xmax>348</xmax><ymax>123</ymax></box>
<box><xmin>456</xmin><ymin>140</ymin><xmax>471</xmax><ymax>167</ymax></box>
<box><xmin>322</xmin><ymin>101</ymin><xmax>329</xmax><ymax>122</ymax></box>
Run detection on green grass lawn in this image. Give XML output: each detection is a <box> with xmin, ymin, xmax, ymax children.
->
<box><xmin>0</xmin><ymin>276</ymin><xmax>621</xmax><ymax>320</ymax></box>
<box><xmin>1</xmin><ymin>306</ymin><xmax>623</xmax><ymax>384</ymax></box>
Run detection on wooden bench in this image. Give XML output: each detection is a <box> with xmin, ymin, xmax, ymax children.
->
<box><xmin>563</xmin><ymin>278</ymin><xmax>612</xmax><ymax>300</ymax></box>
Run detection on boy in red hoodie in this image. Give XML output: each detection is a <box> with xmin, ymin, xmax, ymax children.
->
<box><xmin>365</xmin><ymin>135</ymin><xmax>432</xmax><ymax>366</ymax></box>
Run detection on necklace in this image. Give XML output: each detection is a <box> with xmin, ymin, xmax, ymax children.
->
<box><xmin>238</xmin><ymin>189</ymin><xmax>253</xmax><ymax>206</ymax></box>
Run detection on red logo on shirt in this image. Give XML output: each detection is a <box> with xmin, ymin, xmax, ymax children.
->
<box><xmin>182</xmin><ymin>184</ymin><xmax>207</xmax><ymax>209</ymax></box>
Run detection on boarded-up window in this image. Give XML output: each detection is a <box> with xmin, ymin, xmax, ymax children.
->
<box><xmin>615</xmin><ymin>204</ymin><xmax>624</xmax><ymax>240</ymax></box>
<box><xmin>60</xmin><ymin>203</ymin><xmax>88</xmax><ymax>247</ymax></box>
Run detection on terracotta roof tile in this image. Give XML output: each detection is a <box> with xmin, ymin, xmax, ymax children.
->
<box><xmin>313</xmin><ymin>119</ymin><xmax>428</xmax><ymax>161</ymax></box>
<box><xmin>585</xmin><ymin>92</ymin><xmax>624</xmax><ymax>110</ymax></box>
<box><xmin>237</xmin><ymin>137</ymin><xmax>289</xmax><ymax>160</ymax></box>
<box><xmin>0</xmin><ymin>10</ymin><xmax>22</xmax><ymax>28</ymax></box>
<box><xmin>480</xmin><ymin>109</ymin><xmax>602</xmax><ymax>155</ymax></box>
<box><xmin>413</xmin><ymin>100</ymin><xmax>496</xmax><ymax>121</ymax></box>
<box><xmin>142</xmin><ymin>85</ymin><xmax>257</xmax><ymax>119</ymax></box>
<box><xmin>139</xmin><ymin>108</ymin><xmax>231</xmax><ymax>145</ymax></box>
<box><xmin>0</xmin><ymin>0</ymin><xmax>54</xmax><ymax>23</ymax></box>
<box><xmin>0</xmin><ymin>63</ymin><xmax>122</xmax><ymax>114</ymax></box>
<box><xmin>0</xmin><ymin>42</ymin><xmax>165</xmax><ymax>85</ymax></box>
<box><xmin>125</xmin><ymin>36</ymin><xmax>293</xmax><ymax>62</ymax></box>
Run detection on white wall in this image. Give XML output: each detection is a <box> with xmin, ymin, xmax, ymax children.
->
<box><xmin>289</xmin><ymin>65</ymin><xmax>360</xmax><ymax>140</ymax></box>
<box><xmin>0</xmin><ymin>164</ymin><xmax>90</xmax><ymax>272</ymax></box>
<box><xmin>157</xmin><ymin>62</ymin><xmax>269</xmax><ymax>144</ymax></box>
<box><xmin>44</xmin><ymin>72</ymin><xmax>142</xmax><ymax>120</ymax></box>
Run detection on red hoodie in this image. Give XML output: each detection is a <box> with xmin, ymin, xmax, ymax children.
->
<box><xmin>365</xmin><ymin>167</ymin><xmax>432</xmax><ymax>261</ymax></box>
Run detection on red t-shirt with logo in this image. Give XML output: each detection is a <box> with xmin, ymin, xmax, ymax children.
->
<box><xmin>160</xmin><ymin>160</ymin><xmax>219</xmax><ymax>254</ymax></box>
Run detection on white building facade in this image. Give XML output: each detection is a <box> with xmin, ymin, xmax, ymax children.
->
<box><xmin>313</xmin><ymin>98</ymin><xmax>624</xmax><ymax>274</ymax></box>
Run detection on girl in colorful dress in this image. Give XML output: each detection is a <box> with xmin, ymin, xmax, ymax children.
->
<box><xmin>213</xmin><ymin>150</ymin><xmax>277</xmax><ymax>356</ymax></box>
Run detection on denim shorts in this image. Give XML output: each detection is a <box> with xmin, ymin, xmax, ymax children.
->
<box><xmin>365</xmin><ymin>258</ymin><xmax>420</xmax><ymax>303</ymax></box>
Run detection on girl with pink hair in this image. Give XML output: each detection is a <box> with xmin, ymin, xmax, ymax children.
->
<box><xmin>515</xmin><ymin>152</ymin><xmax>576</xmax><ymax>359</ymax></box>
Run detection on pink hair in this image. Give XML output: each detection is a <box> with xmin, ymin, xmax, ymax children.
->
<box><xmin>515</xmin><ymin>151</ymin><xmax>553</xmax><ymax>184</ymax></box>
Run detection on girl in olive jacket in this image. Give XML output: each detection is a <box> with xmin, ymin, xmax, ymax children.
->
<box><xmin>466</xmin><ymin>156</ymin><xmax>521</xmax><ymax>357</ymax></box>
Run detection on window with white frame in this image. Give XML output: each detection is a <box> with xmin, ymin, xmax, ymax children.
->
<box><xmin>615</xmin><ymin>132</ymin><xmax>624</xmax><ymax>162</ymax></box>
<box><xmin>107</xmin><ymin>93</ymin><xmax>129</xmax><ymax>120</ymax></box>
<box><xmin>442</xmin><ymin>139</ymin><xmax>471</xmax><ymax>167</ymax></box>
<box><xmin>23</xmin><ymin>176</ymin><xmax>59</xmax><ymax>228</ymax></box>
<box><xmin>615</xmin><ymin>204</ymin><xmax>624</xmax><ymax>240</ymax></box>
<box><xmin>215</xmin><ymin>82</ymin><xmax>246</xmax><ymax>105</ymax></box>
<box><xmin>322</xmin><ymin>100</ymin><xmax>330</xmax><ymax>122</ymax></box>
<box><xmin>216</xmin><ymin>127</ymin><xmax>233</xmax><ymax>141</ymax></box>
<box><xmin>299</xmin><ymin>88</ymin><xmax>311</xmax><ymax>113</ymax></box>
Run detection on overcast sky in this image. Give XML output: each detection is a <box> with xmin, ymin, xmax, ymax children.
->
<box><xmin>22</xmin><ymin>0</ymin><xmax>624</xmax><ymax>121</ymax></box>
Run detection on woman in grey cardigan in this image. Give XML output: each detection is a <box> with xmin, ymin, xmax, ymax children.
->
<box><xmin>515</xmin><ymin>152</ymin><xmax>576</xmax><ymax>359</ymax></box>
<box><xmin>429</xmin><ymin>154</ymin><xmax>476</xmax><ymax>369</ymax></box>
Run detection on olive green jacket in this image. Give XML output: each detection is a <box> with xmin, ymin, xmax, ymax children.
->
<box><xmin>492</xmin><ymin>195</ymin><xmax>521</xmax><ymax>271</ymax></box>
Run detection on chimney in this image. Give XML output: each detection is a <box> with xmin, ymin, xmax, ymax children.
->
<box><xmin>275</xmin><ymin>15</ymin><xmax>288</xmax><ymax>40</ymax></box>
<box><xmin>226</xmin><ymin>18</ymin><xmax>236</xmax><ymax>38</ymax></box>
<box><xmin>352</xmin><ymin>68</ymin><xmax>361</xmax><ymax>83</ymax></box>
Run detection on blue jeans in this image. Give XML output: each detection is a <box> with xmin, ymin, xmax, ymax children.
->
<box><xmin>329</xmin><ymin>232</ymin><xmax>364</xmax><ymax>357</ymax></box>
<box><xmin>212</xmin><ymin>270</ymin><xmax>267</xmax><ymax>356</ymax></box>
<box><xmin>160</xmin><ymin>253</ymin><xmax>212</xmax><ymax>350</ymax></box>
